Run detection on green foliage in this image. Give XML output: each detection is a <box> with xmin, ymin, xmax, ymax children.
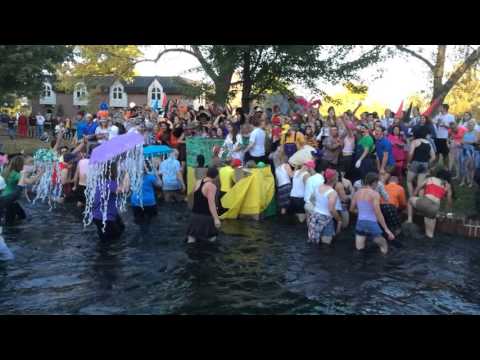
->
<box><xmin>445</xmin><ymin>68</ymin><xmax>480</xmax><ymax>118</ymax></box>
<box><xmin>56</xmin><ymin>45</ymin><xmax>143</xmax><ymax>92</ymax></box>
<box><xmin>0</xmin><ymin>45</ymin><xmax>72</xmax><ymax>100</ymax></box>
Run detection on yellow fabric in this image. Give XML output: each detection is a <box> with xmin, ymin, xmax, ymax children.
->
<box><xmin>187</xmin><ymin>166</ymin><xmax>196</xmax><ymax>195</ymax></box>
<box><xmin>219</xmin><ymin>165</ymin><xmax>235</xmax><ymax>192</ymax></box>
<box><xmin>220</xmin><ymin>167</ymin><xmax>275</xmax><ymax>219</ymax></box>
<box><xmin>280</xmin><ymin>131</ymin><xmax>305</xmax><ymax>148</ymax></box>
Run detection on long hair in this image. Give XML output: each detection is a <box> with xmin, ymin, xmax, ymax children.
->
<box><xmin>3</xmin><ymin>155</ymin><xmax>24</xmax><ymax>179</ymax></box>
<box><xmin>230</xmin><ymin>125</ymin><xmax>239</xmax><ymax>144</ymax></box>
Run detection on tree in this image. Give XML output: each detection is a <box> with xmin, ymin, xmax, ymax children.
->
<box><xmin>445</xmin><ymin>68</ymin><xmax>480</xmax><ymax>119</ymax></box>
<box><xmin>395</xmin><ymin>45</ymin><xmax>480</xmax><ymax>111</ymax></box>
<box><xmin>0</xmin><ymin>45</ymin><xmax>72</xmax><ymax>103</ymax></box>
<box><xmin>56</xmin><ymin>45</ymin><xmax>143</xmax><ymax>91</ymax></box>
<box><xmin>321</xmin><ymin>84</ymin><xmax>387</xmax><ymax>116</ymax></box>
<box><xmin>139</xmin><ymin>45</ymin><xmax>387</xmax><ymax>109</ymax></box>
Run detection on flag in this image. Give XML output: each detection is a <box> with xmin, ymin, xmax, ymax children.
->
<box><xmin>422</xmin><ymin>97</ymin><xmax>441</xmax><ymax>117</ymax></box>
<box><xmin>402</xmin><ymin>102</ymin><xmax>413</xmax><ymax>123</ymax></box>
<box><xmin>395</xmin><ymin>100</ymin><xmax>404</xmax><ymax>119</ymax></box>
<box><xmin>162</xmin><ymin>94</ymin><xmax>168</xmax><ymax>109</ymax></box>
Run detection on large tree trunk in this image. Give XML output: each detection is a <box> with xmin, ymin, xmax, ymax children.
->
<box><xmin>241</xmin><ymin>49</ymin><xmax>252</xmax><ymax>113</ymax></box>
<box><xmin>213</xmin><ymin>79</ymin><xmax>230</xmax><ymax>106</ymax></box>
<box><xmin>430</xmin><ymin>46</ymin><xmax>480</xmax><ymax>114</ymax></box>
<box><xmin>432</xmin><ymin>45</ymin><xmax>447</xmax><ymax>101</ymax></box>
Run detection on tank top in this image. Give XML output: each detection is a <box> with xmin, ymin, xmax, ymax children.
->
<box><xmin>343</xmin><ymin>135</ymin><xmax>355</xmax><ymax>155</ymax></box>
<box><xmin>357</xmin><ymin>200</ymin><xmax>377</xmax><ymax>222</ymax></box>
<box><xmin>314</xmin><ymin>188</ymin><xmax>334</xmax><ymax>215</ymax></box>
<box><xmin>192</xmin><ymin>179</ymin><xmax>212</xmax><ymax>216</ymax></box>
<box><xmin>412</xmin><ymin>141</ymin><xmax>431</xmax><ymax>162</ymax></box>
<box><xmin>290</xmin><ymin>170</ymin><xmax>307</xmax><ymax>198</ymax></box>
<box><xmin>275</xmin><ymin>164</ymin><xmax>291</xmax><ymax>187</ymax></box>
<box><xmin>425</xmin><ymin>182</ymin><xmax>446</xmax><ymax>200</ymax></box>
<box><xmin>464</xmin><ymin>131</ymin><xmax>476</xmax><ymax>144</ymax></box>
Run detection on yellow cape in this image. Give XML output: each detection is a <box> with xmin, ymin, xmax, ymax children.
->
<box><xmin>219</xmin><ymin>167</ymin><xmax>275</xmax><ymax>220</ymax></box>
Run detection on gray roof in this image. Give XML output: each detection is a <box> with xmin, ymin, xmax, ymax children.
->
<box><xmin>53</xmin><ymin>76</ymin><xmax>196</xmax><ymax>94</ymax></box>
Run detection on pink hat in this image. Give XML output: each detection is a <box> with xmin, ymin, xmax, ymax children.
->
<box><xmin>304</xmin><ymin>160</ymin><xmax>315</xmax><ymax>169</ymax></box>
<box><xmin>325</xmin><ymin>168</ymin><xmax>337</xmax><ymax>182</ymax></box>
<box><xmin>231</xmin><ymin>159</ymin><xmax>242</xmax><ymax>168</ymax></box>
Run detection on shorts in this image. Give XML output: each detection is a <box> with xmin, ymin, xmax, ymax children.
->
<box><xmin>74</xmin><ymin>185</ymin><xmax>86</xmax><ymax>204</ymax></box>
<box><xmin>434</xmin><ymin>138</ymin><xmax>449</xmax><ymax>157</ymax></box>
<box><xmin>289</xmin><ymin>196</ymin><xmax>305</xmax><ymax>214</ymax></box>
<box><xmin>163</xmin><ymin>190</ymin><xmax>184</xmax><ymax>202</ymax></box>
<box><xmin>356</xmin><ymin>220</ymin><xmax>383</xmax><ymax>237</ymax></box>
<box><xmin>380</xmin><ymin>204</ymin><xmax>401</xmax><ymax>231</ymax></box>
<box><xmin>414</xmin><ymin>196</ymin><xmax>440</xmax><ymax>219</ymax></box>
<box><xmin>408</xmin><ymin>161</ymin><xmax>429</xmax><ymax>175</ymax></box>
<box><xmin>187</xmin><ymin>213</ymin><xmax>218</xmax><ymax>241</ymax></box>
<box><xmin>93</xmin><ymin>215</ymin><xmax>125</xmax><ymax>241</ymax></box>
<box><xmin>308</xmin><ymin>213</ymin><xmax>335</xmax><ymax>242</ymax></box>
<box><xmin>384</xmin><ymin>164</ymin><xmax>395</xmax><ymax>174</ymax></box>
<box><xmin>132</xmin><ymin>205</ymin><xmax>157</xmax><ymax>225</ymax></box>
<box><xmin>277</xmin><ymin>183</ymin><xmax>292</xmax><ymax>209</ymax></box>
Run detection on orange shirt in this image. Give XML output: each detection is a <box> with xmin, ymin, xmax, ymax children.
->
<box><xmin>383</xmin><ymin>182</ymin><xmax>407</xmax><ymax>209</ymax></box>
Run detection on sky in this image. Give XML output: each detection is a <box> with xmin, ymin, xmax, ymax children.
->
<box><xmin>135</xmin><ymin>45</ymin><xmax>434</xmax><ymax>109</ymax></box>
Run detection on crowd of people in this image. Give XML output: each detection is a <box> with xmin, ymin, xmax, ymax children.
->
<box><xmin>1</xmin><ymin>99</ymin><xmax>480</xmax><ymax>256</ymax></box>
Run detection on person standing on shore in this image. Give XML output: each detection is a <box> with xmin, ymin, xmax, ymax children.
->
<box><xmin>35</xmin><ymin>112</ymin><xmax>46</xmax><ymax>139</ymax></box>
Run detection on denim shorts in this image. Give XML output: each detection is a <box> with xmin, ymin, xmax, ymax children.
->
<box><xmin>356</xmin><ymin>220</ymin><xmax>383</xmax><ymax>237</ymax></box>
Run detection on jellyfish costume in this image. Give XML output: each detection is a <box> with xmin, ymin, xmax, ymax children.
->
<box><xmin>32</xmin><ymin>148</ymin><xmax>62</xmax><ymax>209</ymax></box>
<box><xmin>83</xmin><ymin>132</ymin><xmax>145</xmax><ymax>231</ymax></box>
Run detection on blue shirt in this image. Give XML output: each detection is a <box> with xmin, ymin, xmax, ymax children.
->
<box><xmin>375</xmin><ymin>137</ymin><xmax>395</xmax><ymax>167</ymax></box>
<box><xmin>131</xmin><ymin>174</ymin><xmax>157</xmax><ymax>207</ymax></box>
<box><xmin>83</xmin><ymin>121</ymin><xmax>98</xmax><ymax>136</ymax></box>
<box><xmin>76</xmin><ymin>120</ymin><xmax>87</xmax><ymax>140</ymax></box>
<box><xmin>160</xmin><ymin>158</ymin><xmax>181</xmax><ymax>191</ymax></box>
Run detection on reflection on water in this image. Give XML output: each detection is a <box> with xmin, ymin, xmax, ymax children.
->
<box><xmin>1</xmin><ymin>200</ymin><xmax>480</xmax><ymax>315</ymax></box>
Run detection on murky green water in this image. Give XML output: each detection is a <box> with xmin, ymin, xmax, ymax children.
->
<box><xmin>1</xmin><ymin>200</ymin><xmax>480</xmax><ymax>315</ymax></box>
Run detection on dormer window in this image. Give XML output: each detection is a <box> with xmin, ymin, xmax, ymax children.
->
<box><xmin>148</xmin><ymin>79</ymin><xmax>164</xmax><ymax>106</ymax></box>
<box><xmin>109</xmin><ymin>80</ymin><xmax>127</xmax><ymax>107</ymax></box>
<box><xmin>73</xmin><ymin>82</ymin><xmax>88</xmax><ymax>106</ymax></box>
<box><xmin>42</xmin><ymin>83</ymin><xmax>52</xmax><ymax>98</ymax></box>
<box><xmin>113</xmin><ymin>86</ymin><xmax>123</xmax><ymax>99</ymax></box>
<box><xmin>39</xmin><ymin>82</ymin><xmax>56</xmax><ymax>105</ymax></box>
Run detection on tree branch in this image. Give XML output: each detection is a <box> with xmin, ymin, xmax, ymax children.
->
<box><xmin>134</xmin><ymin>47</ymin><xmax>197</xmax><ymax>64</ymax></box>
<box><xmin>395</xmin><ymin>45</ymin><xmax>435</xmax><ymax>70</ymax></box>
<box><xmin>437</xmin><ymin>46</ymin><xmax>480</xmax><ymax>99</ymax></box>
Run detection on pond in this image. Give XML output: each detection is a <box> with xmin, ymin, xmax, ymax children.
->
<box><xmin>1</xmin><ymin>200</ymin><xmax>480</xmax><ymax>315</ymax></box>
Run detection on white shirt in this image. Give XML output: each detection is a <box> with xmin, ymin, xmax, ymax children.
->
<box><xmin>95</xmin><ymin>126</ymin><xmax>110</xmax><ymax>143</ymax></box>
<box><xmin>248</xmin><ymin>127</ymin><xmax>266</xmax><ymax>157</ymax></box>
<box><xmin>275</xmin><ymin>164</ymin><xmax>291</xmax><ymax>187</ymax></box>
<box><xmin>36</xmin><ymin>115</ymin><xmax>45</xmax><ymax>126</ymax></box>
<box><xmin>433</xmin><ymin>113</ymin><xmax>455</xmax><ymax>139</ymax></box>
<box><xmin>304</xmin><ymin>173</ymin><xmax>325</xmax><ymax>202</ymax></box>
<box><xmin>108</xmin><ymin>125</ymin><xmax>119</xmax><ymax>140</ymax></box>
<box><xmin>290</xmin><ymin>170</ymin><xmax>308</xmax><ymax>198</ymax></box>
<box><xmin>223</xmin><ymin>133</ymin><xmax>244</xmax><ymax>160</ymax></box>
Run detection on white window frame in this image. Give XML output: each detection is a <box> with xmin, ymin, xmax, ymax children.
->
<box><xmin>73</xmin><ymin>82</ymin><xmax>88</xmax><ymax>106</ymax></box>
<box><xmin>147</xmin><ymin>79</ymin><xmax>164</xmax><ymax>105</ymax></box>
<box><xmin>109</xmin><ymin>80</ymin><xmax>127</xmax><ymax>108</ymax></box>
<box><xmin>39</xmin><ymin>82</ymin><xmax>56</xmax><ymax>105</ymax></box>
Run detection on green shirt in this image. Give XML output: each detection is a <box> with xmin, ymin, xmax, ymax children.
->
<box><xmin>2</xmin><ymin>171</ymin><xmax>21</xmax><ymax>197</ymax></box>
<box><xmin>359</xmin><ymin>135</ymin><xmax>374</xmax><ymax>154</ymax></box>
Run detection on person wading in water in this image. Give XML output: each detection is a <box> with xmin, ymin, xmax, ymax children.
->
<box><xmin>187</xmin><ymin>166</ymin><xmax>221</xmax><ymax>243</ymax></box>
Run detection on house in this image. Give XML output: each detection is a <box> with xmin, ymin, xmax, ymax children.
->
<box><xmin>30</xmin><ymin>76</ymin><xmax>205</xmax><ymax>119</ymax></box>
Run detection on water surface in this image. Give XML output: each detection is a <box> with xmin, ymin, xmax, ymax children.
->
<box><xmin>1</xmin><ymin>200</ymin><xmax>479</xmax><ymax>315</ymax></box>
